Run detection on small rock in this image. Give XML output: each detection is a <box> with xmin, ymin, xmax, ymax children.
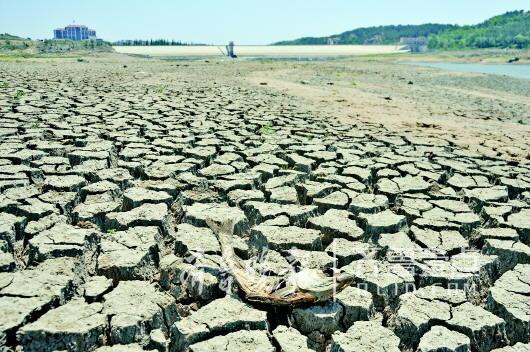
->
<box><xmin>27</xmin><ymin>223</ymin><xmax>99</xmax><ymax>264</ymax></box>
<box><xmin>122</xmin><ymin>187</ymin><xmax>172</xmax><ymax>210</ymax></box>
<box><xmin>83</xmin><ymin>276</ymin><xmax>113</xmax><ymax>301</ymax></box>
<box><xmin>94</xmin><ymin>344</ymin><xmax>144</xmax><ymax>351</ymax></box>
<box><xmin>482</xmin><ymin>238</ymin><xmax>530</xmax><ymax>274</ymax></box>
<box><xmin>334</xmin><ymin>286</ymin><xmax>374</xmax><ymax>328</ymax></box>
<box><xmin>174</xmin><ymin>223</ymin><xmax>221</xmax><ymax>255</ymax></box>
<box><xmin>103</xmin><ymin>281</ymin><xmax>177</xmax><ymax>344</ymax></box>
<box><xmin>329</xmin><ymin>320</ymin><xmax>400</xmax><ymax>352</ymax></box>
<box><xmin>285</xmin><ymin>248</ymin><xmax>336</xmax><ymax>270</ymax></box>
<box><xmin>17</xmin><ymin>298</ymin><xmax>107</xmax><ymax>352</ymax></box>
<box><xmin>447</xmin><ymin>302</ymin><xmax>506</xmax><ymax>352</ymax></box>
<box><xmin>358</xmin><ymin>209</ymin><xmax>407</xmax><ymax>237</ymax></box>
<box><xmin>171</xmin><ymin>296</ymin><xmax>268</xmax><ymax>350</ymax></box>
<box><xmin>508</xmin><ymin>209</ymin><xmax>530</xmax><ymax>244</ymax></box>
<box><xmin>417</xmin><ymin>325</ymin><xmax>471</xmax><ymax>352</ymax></box>
<box><xmin>97</xmin><ymin>226</ymin><xmax>159</xmax><ymax>281</ymax></box>
<box><xmin>159</xmin><ymin>254</ymin><xmax>222</xmax><ymax>302</ymax></box>
<box><xmin>184</xmin><ymin>202</ymin><xmax>249</xmax><ymax>236</ymax></box>
<box><xmin>148</xmin><ymin>328</ymin><xmax>169</xmax><ymax>352</ymax></box>
<box><xmin>188</xmin><ymin>330</ymin><xmax>274</xmax><ymax>352</ymax></box>
<box><xmin>43</xmin><ymin>175</ymin><xmax>87</xmax><ymax>192</ymax></box>
<box><xmin>292</xmin><ymin>301</ymin><xmax>343</xmax><ymax>335</ymax></box>
<box><xmin>389</xmin><ymin>286</ymin><xmax>464</xmax><ymax>347</ymax></box>
<box><xmin>313</xmin><ymin>191</ymin><xmax>349</xmax><ymax>210</ymax></box>
<box><xmin>325</xmin><ymin>238</ymin><xmax>379</xmax><ymax>266</ymax></box>
<box><xmin>342</xmin><ymin>259</ymin><xmax>415</xmax><ymax>308</ymax></box>
<box><xmin>491</xmin><ymin>342</ymin><xmax>530</xmax><ymax>351</ymax></box>
<box><xmin>487</xmin><ymin>264</ymin><xmax>530</xmax><ymax>344</ymax></box>
<box><xmin>198</xmin><ymin>163</ymin><xmax>235</xmax><ymax>177</ymax></box>
<box><xmin>308</xmin><ymin>209</ymin><xmax>364</xmax><ymax>242</ymax></box>
<box><xmin>105</xmin><ymin>203</ymin><xmax>170</xmax><ymax>234</ymax></box>
<box><xmin>244</xmin><ymin>201</ymin><xmax>318</xmax><ymax>226</ymax></box>
<box><xmin>348</xmin><ymin>192</ymin><xmax>388</xmax><ymax>214</ymax></box>
<box><xmin>250</xmin><ymin>225</ymin><xmax>323</xmax><ymax>252</ymax></box>
<box><xmin>272</xmin><ymin>325</ymin><xmax>311</xmax><ymax>352</ymax></box>
<box><xmin>227</xmin><ymin>189</ymin><xmax>265</xmax><ymax>207</ymax></box>
<box><xmin>269</xmin><ymin>186</ymin><xmax>299</xmax><ymax>204</ymax></box>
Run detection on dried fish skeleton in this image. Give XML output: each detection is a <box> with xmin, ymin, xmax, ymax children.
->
<box><xmin>207</xmin><ymin>220</ymin><xmax>354</xmax><ymax>306</ymax></box>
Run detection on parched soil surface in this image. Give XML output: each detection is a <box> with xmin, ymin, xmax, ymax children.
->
<box><xmin>0</xmin><ymin>57</ymin><xmax>529</xmax><ymax>352</ymax></box>
<box><xmin>249</xmin><ymin>59</ymin><xmax>530</xmax><ymax>161</ymax></box>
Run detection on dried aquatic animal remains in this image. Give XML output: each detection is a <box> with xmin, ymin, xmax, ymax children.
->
<box><xmin>207</xmin><ymin>220</ymin><xmax>354</xmax><ymax>305</ymax></box>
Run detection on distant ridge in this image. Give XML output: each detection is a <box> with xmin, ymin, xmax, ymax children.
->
<box><xmin>273</xmin><ymin>10</ymin><xmax>530</xmax><ymax>49</ymax></box>
<box><xmin>429</xmin><ymin>10</ymin><xmax>529</xmax><ymax>49</ymax></box>
<box><xmin>273</xmin><ymin>24</ymin><xmax>454</xmax><ymax>46</ymax></box>
<box><xmin>0</xmin><ymin>33</ymin><xmax>27</xmax><ymax>41</ymax></box>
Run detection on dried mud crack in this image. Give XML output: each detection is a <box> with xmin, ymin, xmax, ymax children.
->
<box><xmin>0</xmin><ymin>58</ymin><xmax>529</xmax><ymax>352</ymax></box>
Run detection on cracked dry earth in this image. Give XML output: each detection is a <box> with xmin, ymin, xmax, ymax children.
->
<box><xmin>0</xmin><ymin>59</ymin><xmax>530</xmax><ymax>352</ymax></box>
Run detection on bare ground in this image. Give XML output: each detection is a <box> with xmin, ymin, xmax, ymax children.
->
<box><xmin>1</xmin><ymin>54</ymin><xmax>529</xmax><ymax>352</ymax></box>
<box><xmin>247</xmin><ymin>58</ymin><xmax>530</xmax><ymax>160</ymax></box>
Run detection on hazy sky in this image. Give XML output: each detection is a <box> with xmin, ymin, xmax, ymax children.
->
<box><xmin>1</xmin><ymin>0</ymin><xmax>529</xmax><ymax>44</ymax></box>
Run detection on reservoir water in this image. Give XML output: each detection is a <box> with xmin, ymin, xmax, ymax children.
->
<box><xmin>405</xmin><ymin>62</ymin><xmax>530</xmax><ymax>79</ymax></box>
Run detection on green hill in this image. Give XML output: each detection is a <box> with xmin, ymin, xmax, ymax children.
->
<box><xmin>273</xmin><ymin>24</ymin><xmax>455</xmax><ymax>45</ymax></box>
<box><xmin>0</xmin><ymin>33</ymin><xmax>28</xmax><ymax>41</ymax></box>
<box><xmin>0</xmin><ymin>33</ymin><xmax>34</xmax><ymax>51</ymax></box>
<box><xmin>274</xmin><ymin>10</ymin><xmax>530</xmax><ymax>49</ymax></box>
<box><xmin>0</xmin><ymin>33</ymin><xmax>113</xmax><ymax>55</ymax></box>
<box><xmin>38</xmin><ymin>39</ymin><xmax>113</xmax><ymax>53</ymax></box>
<box><xmin>429</xmin><ymin>10</ymin><xmax>530</xmax><ymax>49</ymax></box>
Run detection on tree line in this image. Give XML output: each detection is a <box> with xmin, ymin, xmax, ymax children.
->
<box><xmin>428</xmin><ymin>10</ymin><xmax>529</xmax><ymax>49</ymax></box>
<box><xmin>274</xmin><ymin>10</ymin><xmax>530</xmax><ymax>49</ymax></box>
<box><xmin>113</xmin><ymin>39</ymin><xmax>205</xmax><ymax>46</ymax></box>
<box><xmin>274</xmin><ymin>24</ymin><xmax>455</xmax><ymax>45</ymax></box>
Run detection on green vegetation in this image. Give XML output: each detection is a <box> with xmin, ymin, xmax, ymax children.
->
<box><xmin>0</xmin><ymin>33</ymin><xmax>32</xmax><ymax>51</ymax></box>
<box><xmin>0</xmin><ymin>33</ymin><xmax>113</xmax><ymax>57</ymax></box>
<box><xmin>429</xmin><ymin>10</ymin><xmax>530</xmax><ymax>49</ymax></box>
<box><xmin>13</xmin><ymin>89</ymin><xmax>24</xmax><ymax>101</ymax></box>
<box><xmin>274</xmin><ymin>24</ymin><xmax>454</xmax><ymax>45</ymax></box>
<box><xmin>39</xmin><ymin>39</ymin><xmax>112</xmax><ymax>53</ymax></box>
<box><xmin>0</xmin><ymin>33</ymin><xmax>27</xmax><ymax>40</ymax></box>
<box><xmin>155</xmin><ymin>85</ymin><xmax>167</xmax><ymax>94</ymax></box>
<box><xmin>114</xmin><ymin>39</ymin><xmax>205</xmax><ymax>46</ymax></box>
<box><xmin>259</xmin><ymin>122</ymin><xmax>274</xmax><ymax>135</ymax></box>
<box><xmin>274</xmin><ymin>10</ymin><xmax>530</xmax><ymax>50</ymax></box>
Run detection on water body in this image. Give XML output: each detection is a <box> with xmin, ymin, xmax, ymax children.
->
<box><xmin>114</xmin><ymin>45</ymin><xmax>406</xmax><ymax>58</ymax></box>
<box><xmin>405</xmin><ymin>62</ymin><xmax>530</xmax><ymax>79</ymax></box>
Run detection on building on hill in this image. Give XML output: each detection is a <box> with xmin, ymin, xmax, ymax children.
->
<box><xmin>53</xmin><ymin>24</ymin><xmax>96</xmax><ymax>41</ymax></box>
<box><xmin>399</xmin><ymin>37</ymin><xmax>428</xmax><ymax>52</ymax></box>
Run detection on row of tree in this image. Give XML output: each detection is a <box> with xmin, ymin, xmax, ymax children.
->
<box><xmin>274</xmin><ymin>10</ymin><xmax>530</xmax><ymax>49</ymax></box>
<box><xmin>113</xmin><ymin>39</ymin><xmax>204</xmax><ymax>46</ymax></box>
<box><xmin>428</xmin><ymin>10</ymin><xmax>529</xmax><ymax>49</ymax></box>
<box><xmin>274</xmin><ymin>24</ymin><xmax>455</xmax><ymax>45</ymax></box>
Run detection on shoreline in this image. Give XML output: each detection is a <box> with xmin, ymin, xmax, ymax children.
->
<box><xmin>113</xmin><ymin>44</ymin><xmax>407</xmax><ymax>57</ymax></box>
